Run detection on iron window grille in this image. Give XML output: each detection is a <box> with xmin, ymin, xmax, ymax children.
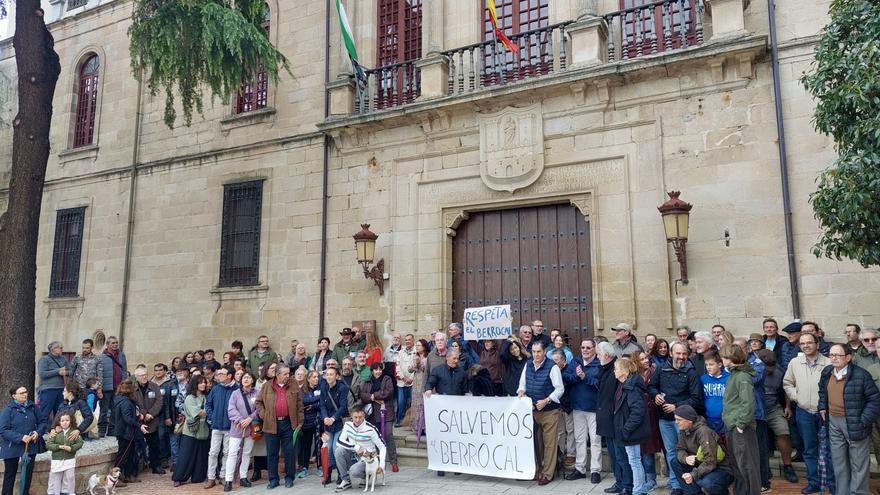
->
<box><xmin>219</xmin><ymin>180</ymin><xmax>264</xmax><ymax>287</ymax></box>
<box><xmin>73</xmin><ymin>55</ymin><xmax>100</xmax><ymax>148</ymax></box>
<box><xmin>67</xmin><ymin>0</ymin><xmax>87</xmax><ymax>10</ymax></box>
<box><xmin>49</xmin><ymin>207</ymin><xmax>86</xmax><ymax>298</ymax></box>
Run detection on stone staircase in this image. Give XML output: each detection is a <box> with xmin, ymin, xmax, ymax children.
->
<box><xmin>392</xmin><ymin>429</ymin><xmax>429</xmax><ymax>467</ymax></box>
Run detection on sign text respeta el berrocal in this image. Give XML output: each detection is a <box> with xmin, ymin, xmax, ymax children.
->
<box><xmin>463</xmin><ymin>304</ymin><xmax>512</xmax><ymax>340</ymax></box>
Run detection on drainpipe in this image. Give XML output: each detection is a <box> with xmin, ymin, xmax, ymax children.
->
<box><xmin>318</xmin><ymin>0</ymin><xmax>332</xmax><ymax>339</ymax></box>
<box><xmin>118</xmin><ymin>70</ymin><xmax>144</xmax><ymax>343</ymax></box>
<box><xmin>767</xmin><ymin>0</ymin><xmax>800</xmax><ymax>318</ymax></box>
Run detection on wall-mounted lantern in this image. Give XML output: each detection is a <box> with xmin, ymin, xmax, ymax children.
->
<box><xmin>353</xmin><ymin>224</ymin><xmax>386</xmax><ymax>295</ymax></box>
<box><xmin>658</xmin><ymin>191</ymin><xmax>693</xmax><ymax>284</ymax></box>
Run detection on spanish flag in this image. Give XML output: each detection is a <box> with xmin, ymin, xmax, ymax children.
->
<box><xmin>487</xmin><ymin>0</ymin><xmax>520</xmax><ymax>53</ymax></box>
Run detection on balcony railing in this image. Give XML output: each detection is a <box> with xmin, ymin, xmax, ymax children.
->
<box><xmin>350</xmin><ymin>1</ymin><xmax>704</xmax><ymax>115</ymax></box>
<box><xmin>355</xmin><ymin>60</ymin><xmax>421</xmax><ymax>114</ymax></box>
<box><xmin>606</xmin><ymin>0</ymin><xmax>703</xmax><ymax>61</ymax></box>
<box><xmin>442</xmin><ymin>22</ymin><xmax>572</xmax><ymax>97</ymax></box>
<box><xmin>67</xmin><ymin>0</ymin><xmax>87</xmax><ymax>10</ymax></box>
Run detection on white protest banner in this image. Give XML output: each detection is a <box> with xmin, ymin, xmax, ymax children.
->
<box><xmin>424</xmin><ymin>394</ymin><xmax>535</xmax><ymax>479</ymax></box>
<box><xmin>463</xmin><ymin>304</ymin><xmax>513</xmax><ymax>340</ymax></box>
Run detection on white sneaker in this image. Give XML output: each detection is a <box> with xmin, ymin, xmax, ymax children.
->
<box><xmin>335</xmin><ymin>479</ymin><xmax>352</xmax><ymax>492</ymax></box>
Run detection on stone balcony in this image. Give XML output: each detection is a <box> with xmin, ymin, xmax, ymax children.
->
<box><xmin>321</xmin><ymin>0</ymin><xmax>762</xmax><ymax>130</ymax></box>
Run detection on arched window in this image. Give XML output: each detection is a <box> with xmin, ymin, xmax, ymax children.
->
<box><xmin>234</xmin><ymin>5</ymin><xmax>271</xmax><ymax>114</ymax></box>
<box><xmin>73</xmin><ymin>54</ymin><xmax>99</xmax><ymax>148</ymax></box>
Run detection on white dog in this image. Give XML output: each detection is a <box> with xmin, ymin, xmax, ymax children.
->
<box><xmin>359</xmin><ymin>450</ymin><xmax>385</xmax><ymax>492</ymax></box>
<box><xmin>88</xmin><ymin>466</ymin><xmax>122</xmax><ymax>495</ymax></box>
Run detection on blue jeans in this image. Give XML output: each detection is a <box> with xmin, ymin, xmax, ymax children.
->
<box><xmin>396</xmin><ymin>386</ymin><xmax>412</xmax><ymax>425</ymax></box>
<box><xmin>158</xmin><ymin>423</ymin><xmax>172</xmax><ymax>461</ymax></box>
<box><xmin>658</xmin><ymin>419</ymin><xmax>682</xmax><ymax>489</ymax></box>
<box><xmin>170</xmin><ymin>431</ymin><xmax>181</xmax><ymax>467</ymax></box>
<box><xmin>37</xmin><ymin>388</ymin><xmax>64</xmax><ymax>424</ymax></box>
<box><xmin>625</xmin><ymin>445</ymin><xmax>648</xmax><ymax>495</ymax></box>
<box><xmin>266</xmin><ymin>419</ymin><xmax>295</xmax><ymax>483</ymax></box>
<box><xmin>641</xmin><ymin>450</ymin><xmax>656</xmax><ymax>482</ymax></box>
<box><xmin>796</xmin><ymin>406</ymin><xmax>834</xmax><ymax>489</ymax></box>
<box><xmin>326</xmin><ymin>429</ymin><xmax>342</xmax><ymax>469</ymax></box>
<box><xmin>607</xmin><ymin>437</ymin><xmax>633</xmax><ymax>491</ymax></box>
<box><xmin>673</xmin><ymin>461</ymin><xmax>733</xmax><ymax>495</ymax></box>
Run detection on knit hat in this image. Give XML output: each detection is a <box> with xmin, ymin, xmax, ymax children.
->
<box><xmin>674</xmin><ymin>405</ymin><xmax>698</xmax><ymax>422</ymax></box>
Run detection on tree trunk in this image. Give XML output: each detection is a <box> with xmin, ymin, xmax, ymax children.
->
<box><xmin>0</xmin><ymin>0</ymin><xmax>61</xmax><ymax>398</ymax></box>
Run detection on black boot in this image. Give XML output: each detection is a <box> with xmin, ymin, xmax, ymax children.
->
<box><xmin>239</xmin><ymin>478</ymin><xmax>252</xmax><ymax>488</ymax></box>
<box><xmin>783</xmin><ymin>464</ymin><xmax>799</xmax><ymax>483</ymax></box>
<box><xmin>224</xmin><ymin>481</ymin><xmax>232</xmax><ymax>492</ymax></box>
<box><xmin>250</xmin><ymin>470</ymin><xmax>261</xmax><ymax>482</ymax></box>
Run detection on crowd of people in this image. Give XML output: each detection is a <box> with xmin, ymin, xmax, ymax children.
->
<box><xmin>2</xmin><ymin>319</ymin><xmax>880</xmax><ymax>495</ymax></box>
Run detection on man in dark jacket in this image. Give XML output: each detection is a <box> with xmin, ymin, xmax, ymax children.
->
<box><xmin>818</xmin><ymin>344</ymin><xmax>880</xmax><ymax>495</ymax></box>
<box><xmin>425</xmin><ymin>351</ymin><xmax>468</xmax><ymax>477</ymax></box>
<box><xmin>672</xmin><ymin>405</ymin><xmax>733</xmax><ymax>495</ymax></box>
<box><xmin>205</xmin><ymin>366</ymin><xmax>239</xmax><ymax>488</ymax></box>
<box><xmin>762</xmin><ymin>318</ymin><xmax>784</xmax><ymax>365</ymax></box>
<box><xmin>37</xmin><ymin>341</ymin><xmax>69</xmax><ymax>424</ymax></box>
<box><xmin>689</xmin><ymin>331</ymin><xmax>716</xmax><ymax>376</ymax></box>
<box><xmin>320</xmin><ymin>366</ymin><xmax>349</xmax><ymax>478</ymax></box>
<box><xmin>596</xmin><ymin>341</ymin><xmax>630</xmax><ymax>494</ymax></box>
<box><xmin>99</xmin><ymin>336</ymin><xmax>128</xmax><ymax>437</ymax></box>
<box><xmin>152</xmin><ymin>363</ymin><xmax>175</xmax><ymax>469</ymax></box>
<box><xmin>133</xmin><ymin>367</ymin><xmax>164</xmax><ymax>474</ymax></box>
<box><xmin>563</xmin><ymin>339</ymin><xmax>602</xmax><ymax>483</ymax></box>
<box><xmin>649</xmin><ymin>341</ymin><xmax>703</xmax><ymax>495</ymax></box>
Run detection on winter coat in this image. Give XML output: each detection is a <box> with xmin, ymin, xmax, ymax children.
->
<box><xmin>854</xmin><ymin>348</ymin><xmax>880</xmax><ymax>370</ymax></box>
<box><xmin>676</xmin><ymin>417</ymin><xmax>733</xmax><ymax>481</ymax></box>
<box><xmin>500</xmin><ymin>343</ymin><xmax>528</xmax><ymax>396</ymax></box>
<box><xmin>783</xmin><ymin>353</ymin><xmax>831</xmax><ymax>413</ymax></box>
<box><xmin>612</xmin><ymin>374</ymin><xmax>649</xmax><ymax>446</ymax></box>
<box><xmin>70</xmin><ymin>352</ymin><xmax>104</xmax><ymax>388</ymax></box>
<box><xmin>648</xmin><ymin>359</ymin><xmax>704</xmax><ymax>420</ymax></box>
<box><xmin>479</xmin><ymin>348</ymin><xmax>504</xmax><ymax>384</ymax></box>
<box><xmin>596</xmin><ymin>358</ymin><xmax>618</xmax><ymax>438</ymax></box>
<box><xmin>227</xmin><ymin>387</ymin><xmax>259</xmax><ymax>439</ymax></box>
<box><xmin>206</xmin><ymin>380</ymin><xmax>239</xmax><ymax>430</ymax></box>
<box><xmin>641</xmin><ymin>368</ymin><xmax>664</xmax><ymax>455</ymax></box>
<box><xmin>301</xmin><ymin>386</ymin><xmax>321</xmax><ymax>429</ymax></box>
<box><xmin>779</xmin><ymin>340</ymin><xmax>800</xmax><ymax>372</ymax></box>
<box><xmin>100</xmin><ymin>350</ymin><xmax>129</xmax><ymax>392</ymax></box>
<box><xmin>612</xmin><ymin>336</ymin><xmax>643</xmax><ymax>359</ymax></box>
<box><xmin>564</xmin><ymin>356</ymin><xmax>601</xmax><ymax>412</ymax></box>
<box><xmin>159</xmin><ymin>377</ymin><xmax>178</xmax><ymax>423</ymax></box>
<box><xmin>112</xmin><ymin>395</ymin><xmax>142</xmax><ymax>442</ymax></box>
<box><xmin>469</xmin><ymin>367</ymin><xmax>496</xmax><ymax>397</ymax></box>
<box><xmin>319</xmin><ymin>380</ymin><xmax>349</xmax><ymax>433</ymax></box>
<box><xmin>133</xmin><ymin>381</ymin><xmax>164</xmax><ymax>433</ymax></box>
<box><xmin>45</xmin><ymin>428</ymin><xmax>83</xmax><ymax>461</ymax></box>
<box><xmin>309</xmin><ymin>351</ymin><xmax>333</xmax><ymax>372</ymax></box>
<box><xmin>0</xmin><ymin>400</ymin><xmax>45</xmax><ymax>459</ymax></box>
<box><xmin>37</xmin><ymin>353</ymin><xmax>69</xmax><ymax>391</ymax></box>
<box><xmin>255</xmin><ymin>379</ymin><xmax>304</xmax><ymax>434</ymax></box>
<box><xmin>331</xmin><ymin>340</ymin><xmax>364</xmax><ymax>366</ymax></box>
<box><xmin>722</xmin><ymin>364</ymin><xmax>757</xmax><ymax>431</ymax></box>
<box><xmin>426</xmin><ymin>364</ymin><xmax>469</xmax><ymax>396</ymax></box>
<box><xmin>58</xmin><ymin>398</ymin><xmax>94</xmax><ymax>434</ymax></box>
<box><xmin>361</xmin><ymin>375</ymin><xmax>395</xmax><ymax>425</ymax></box>
<box><xmin>818</xmin><ymin>364</ymin><xmax>880</xmax><ymax>442</ymax></box>
<box><xmin>395</xmin><ymin>347</ymin><xmax>417</xmax><ymax>387</ymax></box>
<box><xmin>425</xmin><ymin>349</ymin><xmax>448</xmax><ymax>383</ymax></box>
<box><xmin>247</xmin><ymin>347</ymin><xmax>276</xmax><ymax>376</ymax></box>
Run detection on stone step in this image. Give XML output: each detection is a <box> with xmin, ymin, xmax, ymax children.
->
<box><xmin>396</xmin><ymin>447</ymin><xmax>428</xmax><ymax>468</ymax></box>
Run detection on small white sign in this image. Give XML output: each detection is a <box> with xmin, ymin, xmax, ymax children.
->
<box><xmin>463</xmin><ymin>304</ymin><xmax>513</xmax><ymax>340</ymax></box>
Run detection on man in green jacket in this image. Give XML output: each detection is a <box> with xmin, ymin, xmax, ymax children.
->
<box><xmin>331</xmin><ymin>328</ymin><xmax>364</xmax><ymax>365</ymax></box>
<box><xmin>673</xmin><ymin>405</ymin><xmax>733</xmax><ymax>495</ymax></box>
<box><xmin>247</xmin><ymin>335</ymin><xmax>276</xmax><ymax>376</ymax></box>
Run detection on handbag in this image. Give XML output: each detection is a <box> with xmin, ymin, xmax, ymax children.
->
<box><xmin>240</xmin><ymin>389</ymin><xmax>262</xmax><ymax>441</ymax></box>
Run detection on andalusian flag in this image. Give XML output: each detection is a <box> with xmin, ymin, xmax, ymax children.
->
<box><xmin>487</xmin><ymin>0</ymin><xmax>520</xmax><ymax>53</ymax></box>
<box><xmin>335</xmin><ymin>0</ymin><xmax>368</xmax><ymax>82</ymax></box>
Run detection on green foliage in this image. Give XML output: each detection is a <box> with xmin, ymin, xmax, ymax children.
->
<box><xmin>128</xmin><ymin>0</ymin><xmax>289</xmax><ymax>127</ymax></box>
<box><xmin>801</xmin><ymin>0</ymin><xmax>880</xmax><ymax>267</ymax></box>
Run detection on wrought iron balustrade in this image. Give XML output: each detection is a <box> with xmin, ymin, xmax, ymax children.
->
<box><xmin>605</xmin><ymin>0</ymin><xmax>703</xmax><ymax>62</ymax></box>
<box><xmin>356</xmin><ymin>60</ymin><xmax>421</xmax><ymax>114</ymax></box>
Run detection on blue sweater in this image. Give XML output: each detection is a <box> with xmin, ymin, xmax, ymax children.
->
<box><xmin>701</xmin><ymin>370</ymin><xmax>729</xmax><ymax>434</ymax></box>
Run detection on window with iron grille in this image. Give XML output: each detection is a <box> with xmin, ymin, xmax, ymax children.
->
<box><xmin>375</xmin><ymin>0</ymin><xmax>422</xmax><ymax>108</ymax></box>
<box><xmin>482</xmin><ymin>0</ymin><xmax>550</xmax><ymax>84</ymax></box>
<box><xmin>67</xmin><ymin>0</ymin><xmax>87</xmax><ymax>10</ymax></box>
<box><xmin>234</xmin><ymin>5</ymin><xmax>271</xmax><ymax>115</ymax></box>
<box><xmin>73</xmin><ymin>55</ymin><xmax>100</xmax><ymax>148</ymax></box>
<box><xmin>219</xmin><ymin>180</ymin><xmax>264</xmax><ymax>287</ymax></box>
<box><xmin>49</xmin><ymin>207</ymin><xmax>86</xmax><ymax>298</ymax></box>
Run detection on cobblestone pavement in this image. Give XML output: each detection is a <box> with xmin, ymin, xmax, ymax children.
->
<box><xmin>112</xmin><ymin>465</ymin><xmax>833</xmax><ymax>495</ymax></box>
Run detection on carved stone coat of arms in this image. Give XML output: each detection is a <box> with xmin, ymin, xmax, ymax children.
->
<box><xmin>478</xmin><ymin>103</ymin><xmax>544</xmax><ymax>193</ymax></box>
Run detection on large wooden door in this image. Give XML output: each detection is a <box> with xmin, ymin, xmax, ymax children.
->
<box><xmin>452</xmin><ymin>204</ymin><xmax>593</xmax><ymax>345</ymax></box>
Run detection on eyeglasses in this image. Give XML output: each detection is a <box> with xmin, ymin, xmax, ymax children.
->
<box><xmin>581</xmin><ymin>346</ymin><xmax>594</xmax><ymax>350</ymax></box>
<box><xmin>828</xmin><ymin>353</ymin><xmax>846</xmax><ymax>358</ymax></box>
<box><xmin>863</xmin><ymin>338</ymin><xmax>877</xmax><ymax>343</ymax></box>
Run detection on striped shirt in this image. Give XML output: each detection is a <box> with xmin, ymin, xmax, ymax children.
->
<box><xmin>336</xmin><ymin>419</ymin><xmax>387</xmax><ymax>467</ymax></box>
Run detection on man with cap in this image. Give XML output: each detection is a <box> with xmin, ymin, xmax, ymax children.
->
<box><xmin>332</xmin><ymin>328</ymin><xmax>360</xmax><ymax>365</ymax></box>
<box><xmin>672</xmin><ymin>405</ymin><xmax>734</xmax><ymax>495</ymax></box>
<box><xmin>611</xmin><ymin>323</ymin><xmax>643</xmax><ymax>358</ymax></box>
<box><xmin>779</xmin><ymin>321</ymin><xmax>803</xmax><ymax>373</ymax></box>
<box><xmin>748</xmin><ymin>333</ymin><xmax>765</xmax><ymax>354</ymax></box>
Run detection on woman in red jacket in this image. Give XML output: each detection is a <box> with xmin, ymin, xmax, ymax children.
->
<box><xmin>364</xmin><ymin>331</ymin><xmax>385</xmax><ymax>368</ymax></box>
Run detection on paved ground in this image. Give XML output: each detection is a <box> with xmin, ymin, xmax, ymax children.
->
<box><xmin>114</xmin><ymin>465</ymin><xmax>828</xmax><ymax>495</ymax></box>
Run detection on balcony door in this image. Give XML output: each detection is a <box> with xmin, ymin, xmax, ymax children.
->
<box><xmin>376</xmin><ymin>0</ymin><xmax>422</xmax><ymax>108</ymax></box>
<box><xmin>620</xmin><ymin>0</ymin><xmax>698</xmax><ymax>59</ymax></box>
<box><xmin>482</xmin><ymin>0</ymin><xmax>550</xmax><ymax>85</ymax></box>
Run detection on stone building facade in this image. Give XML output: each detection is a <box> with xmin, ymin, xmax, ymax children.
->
<box><xmin>1</xmin><ymin>0</ymin><xmax>877</xmax><ymax>367</ymax></box>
